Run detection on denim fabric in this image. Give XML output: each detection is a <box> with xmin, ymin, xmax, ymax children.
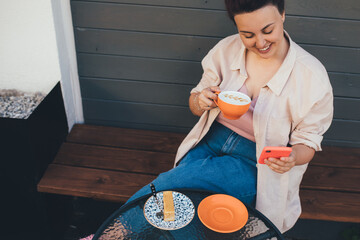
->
<box><xmin>127</xmin><ymin>121</ymin><xmax>257</xmax><ymax>206</ymax></box>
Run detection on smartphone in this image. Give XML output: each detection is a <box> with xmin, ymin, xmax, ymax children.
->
<box><xmin>258</xmin><ymin>146</ymin><xmax>292</xmax><ymax>164</ymax></box>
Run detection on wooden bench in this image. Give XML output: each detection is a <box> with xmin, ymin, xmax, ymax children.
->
<box><xmin>38</xmin><ymin>124</ymin><xmax>360</xmax><ymax>223</ymax></box>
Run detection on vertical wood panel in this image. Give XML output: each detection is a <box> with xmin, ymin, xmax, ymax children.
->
<box><xmin>324</xmin><ymin>120</ymin><xmax>360</xmax><ymax>142</ymax></box>
<box><xmin>82</xmin><ymin>99</ymin><xmax>198</xmax><ymax>128</ymax></box>
<box><xmin>72</xmin><ymin>2</ymin><xmax>235</xmax><ymax>37</ymax></box>
<box><xmin>334</xmin><ymin>98</ymin><xmax>360</xmax><ymax>120</ymax></box>
<box><xmin>73</xmin><ymin>0</ymin><xmax>360</xmax><ymax>20</ymax></box>
<box><xmin>329</xmin><ymin>73</ymin><xmax>360</xmax><ymax>98</ymax></box>
<box><xmin>285</xmin><ymin>0</ymin><xmax>360</xmax><ymax>20</ymax></box>
<box><xmin>72</xmin><ymin>0</ymin><xmax>226</xmax><ymax>10</ymax></box>
<box><xmin>83</xmin><ymin>119</ymin><xmax>193</xmax><ymax>133</ymax></box>
<box><xmin>80</xmin><ymin>78</ymin><xmax>191</xmax><ymax>106</ymax></box>
<box><xmin>72</xmin><ymin>2</ymin><xmax>360</xmax><ymax>48</ymax></box>
<box><xmin>301</xmin><ymin>45</ymin><xmax>360</xmax><ymax>74</ymax></box>
<box><xmin>75</xmin><ymin>28</ymin><xmax>219</xmax><ymax>61</ymax></box>
<box><xmin>72</xmin><ymin>0</ymin><xmax>360</xmax><ymax>145</ymax></box>
<box><xmin>77</xmin><ymin>54</ymin><xmax>202</xmax><ymax>85</ymax></box>
<box><xmin>285</xmin><ymin>18</ymin><xmax>360</xmax><ymax>48</ymax></box>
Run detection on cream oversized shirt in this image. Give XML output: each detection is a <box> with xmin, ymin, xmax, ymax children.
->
<box><xmin>174</xmin><ymin>32</ymin><xmax>333</xmax><ymax>232</ymax></box>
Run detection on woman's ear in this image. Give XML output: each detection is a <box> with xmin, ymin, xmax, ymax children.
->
<box><xmin>281</xmin><ymin>11</ymin><xmax>285</xmax><ymax>22</ymax></box>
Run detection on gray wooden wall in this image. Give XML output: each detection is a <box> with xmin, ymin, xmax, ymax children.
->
<box><xmin>71</xmin><ymin>0</ymin><xmax>360</xmax><ymax>147</ymax></box>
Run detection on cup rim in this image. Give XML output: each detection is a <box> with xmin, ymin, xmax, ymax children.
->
<box><xmin>218</xmin><ymin>91</ymin><xmax>251</xmax><ymax>106</ymax></box>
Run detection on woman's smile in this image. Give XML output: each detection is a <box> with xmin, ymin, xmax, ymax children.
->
<box><xmin>257</xmin><ymin>43</ymin><xmax>272</xmax><ymax>54</ymax></box>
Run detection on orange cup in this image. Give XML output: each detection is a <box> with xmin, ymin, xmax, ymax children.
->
<box><xmin>214</xmin><ymin>91</ymin><xmax>251</xmax><ymax>120</ymax></box>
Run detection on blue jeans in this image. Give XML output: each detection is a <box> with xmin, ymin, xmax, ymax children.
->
<box><xmin>127</xmin><ymin>121</ymin><xmax>257</xmax><ymax>206</ymax></box>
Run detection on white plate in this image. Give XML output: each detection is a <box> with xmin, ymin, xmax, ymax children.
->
<box><xmin>143</xmin><ymin>191</ymin><xmax>195</xmax><ymax>230</ymax></box>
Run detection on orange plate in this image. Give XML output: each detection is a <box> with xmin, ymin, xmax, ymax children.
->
<box><xmin>197</xmin><ymin>194</ymin><xmax>248</xmax><ymax>233</ymax></box>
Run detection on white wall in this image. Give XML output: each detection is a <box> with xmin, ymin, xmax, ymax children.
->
<box><xmin>0</xmin><ymin>0</ymin><xmax>84</xmax><ymax>130</ymax></box>
<box><xmin>0</xmin><ymin>0</ymin><xmax>60</xmax><ymax>94</ymax></box>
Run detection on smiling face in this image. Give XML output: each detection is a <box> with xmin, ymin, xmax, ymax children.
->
<box><xmin>234</xmin><ymin>5</ymin><xmax>287</xmax><ymax>60</ymax></box>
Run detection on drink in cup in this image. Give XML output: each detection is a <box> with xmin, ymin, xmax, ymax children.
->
<box><xmin>214</xmin><ymin>91</ymin><xmax>251</xmax><ymax>120</ymax></box>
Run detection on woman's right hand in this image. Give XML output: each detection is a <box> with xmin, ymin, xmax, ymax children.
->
<box><xmin>199</xmin><ymin>86</ymin><xmax>221</xmax><ymax>110</ymax></box>
<box><xmin>190</xmin><ymin>86</ymin><xmax>220</xmax><ymax>116</ymax></box>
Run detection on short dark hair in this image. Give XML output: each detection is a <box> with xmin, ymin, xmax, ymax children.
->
<box><xmin>225</xmin><ymin>0</ymin><xmax>285</xmax><ymax>23</ymax></box>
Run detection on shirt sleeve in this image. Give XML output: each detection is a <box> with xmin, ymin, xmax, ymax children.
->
<box><xmin>289</xmin><ymin>86</ymin><xmax>333</xmax><ymax>151</ymax></box>
<box><xmin>190</xmin><ymin>44</ymin><xmax>223</xmax><ymax>94</ymax></box>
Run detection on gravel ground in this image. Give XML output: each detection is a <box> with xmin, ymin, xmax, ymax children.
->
<box><xmin>0</xmin><ymin>89</ymin><xmax>45</xmax><ymax>119</ymax></box>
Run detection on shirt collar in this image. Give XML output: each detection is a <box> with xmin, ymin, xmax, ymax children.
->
<box><xmin>230</xmin><ymin>31</ymin><xmax>297</xmax><ymax>96</ymax></box>
<box><xmin>230</xmin><ymin>36</ymin><xmax>247</xmax><ymax>77</ymax></box>
<box><xmin>266</xmin><ymin>31</ymin><xmax>296</xmax><ymax>96</ymax></box>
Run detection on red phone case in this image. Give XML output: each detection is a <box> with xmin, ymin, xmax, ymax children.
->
<box><xmin>258</xmin><ymin>146</ymin><xmax>292</xmax><ymax>164</ymax></box>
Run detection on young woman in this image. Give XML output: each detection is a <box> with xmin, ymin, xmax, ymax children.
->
<box><xmin>129</xmin><ymin>0</ymin><xmax>333</xmax><ymax>232</ymax></box>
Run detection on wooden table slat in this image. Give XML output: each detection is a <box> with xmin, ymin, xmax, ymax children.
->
<box><xmin>300</xmin><ymin>189</ymin><xmax>360</xmax><ymax>223</ymax></box>
<box><xmin>301</xmin><ymin>165</ymin><xmax>360</xmax><ymax>193</ymax></box>
<box><xmin>67</xmin><ymin>124</ymin><xmax>187</xmax><ymax>153</ymax></box>
<box><xmin>37</xmin><ymin>164</ymin><xmax>156</xmax><ymax>202</ymax></box>
<box><xmin>54</xmin><ymin>142</ymin><xmax>174</xmax><ymax>175</ymax></box>
<box><xmin>67</xmin><ymin>125</ymin><xmax>360</xmax><ymax>167</ymax></box>
<box><xmin>38</xmin><ymin>124</ymin><xmax>360</xmax><ymax>224</ymax></box>
<box><xmin>310</xmin><ymin>146</ymin><xmax>360</xmax><ymax>169</ymax></box>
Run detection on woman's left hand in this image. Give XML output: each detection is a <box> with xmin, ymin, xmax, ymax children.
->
<box><xmin>264</xmin><ymin>153</ymin><xmax>296</xmax><ymax>174</ymax></box>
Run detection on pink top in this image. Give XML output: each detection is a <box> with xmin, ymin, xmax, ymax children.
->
<box><xmin>216</xmin><ymin>84</ymin><xmax>258</xmax><ymax>142</ymax></box>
